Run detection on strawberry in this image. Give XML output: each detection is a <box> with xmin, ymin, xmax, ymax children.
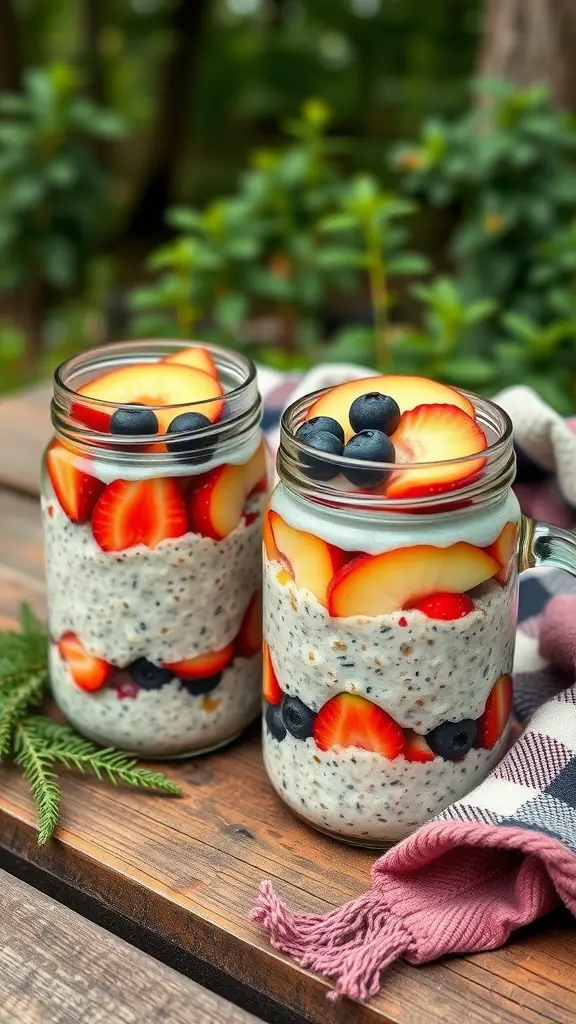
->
<box><xmin>404</xmin><ymin>730</ymin><xmax>435</xmax><ymax>763</ymax></box>
<box><xmin>409</xmin><ymin>592</ymin><xmax>474</xmax><ymax>620</ymax></box>
<box><xmin>235</xmin><ymin>591</ymin><xmax>263</xmax><ymax>658</ymax></box>
<box><xmin>477</xmin><ymin>674</ymin><xmax>513</xmax><ymax>749</ymax></box>
<box><xmin>263</xmin><ymin>644</ymin><xmax>283</xmax><ymax>705</ymax></box>
<box><xmin>164</xmin><ymin>643</ymin><xmax>234</xmax><ymax>679</ymax></box>
<box><xmin>46</xmin><ymin>442</ymin><xmax>104</xmax><ymax>524</ymax></box>
<box><xmin>91</xmin><ymin>477</ymin><xmax>188</xmax><ymax>552</ymax></box>
<box><xmin>313</xmin><ymin>693</ymin><xmax>405</xmax><ymax>758</ymax></box>
<box><xmin>58</xmin><ymin>633</ymin><xmax>111</xmax><ymax>692</ymax></box>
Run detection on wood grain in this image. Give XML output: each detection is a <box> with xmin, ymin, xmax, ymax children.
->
<box><xmin>0</xmin><ymin>867</ymin><xmax>259</xmax><ymax>1024</ymax></box>
<box><xmin>0</xmin><ymin>383</ymin><xmax>574</xmax><ymax>1024</ymax></box>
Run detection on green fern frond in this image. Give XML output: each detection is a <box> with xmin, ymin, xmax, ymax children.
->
<box><xmin>13</xmin><ymin>721</ymin><xmax>60</xmax><ymax>844</ymax></box>
<box><xmin>0</xmin><ymin>673</ymin><xmax>46</xmax><ymax>757</ymax></box>
<box><xmin>19</xmin><ymin>603</ymin><xmax>45</xmax><ymax>637</ymax></box>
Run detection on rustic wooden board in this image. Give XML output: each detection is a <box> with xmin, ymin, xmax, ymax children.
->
<box><xmin>0</xmin><ymin>382</ymin><xmax>574</xmax><ymax>1024</ymax></box>
<box><xmin>0</xmin><ymin>867</ymin><xmax>260</xmax><ymax>1024</ymax></box>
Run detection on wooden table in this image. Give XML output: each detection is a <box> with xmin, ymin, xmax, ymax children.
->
<box><xmin>0</xmin><ymin>383</ymin><xmax>575</xmax><ymax>1024</ymax></box>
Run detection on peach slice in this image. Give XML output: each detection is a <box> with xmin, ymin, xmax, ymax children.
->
<box><xmin>306</xmin><ymin>375</ymin><xmax>474</xmax><ymax>442</ymax></box>
<box><xmin>327</xmin><ymin>543</ymin><xmax>500</xmax><ymax>618</ymax></box>
<box><xmin>162</xmin><ymin>346</ymin><xmax>218</xmax><ymax>379</ymax></box>
<box><xmin>385</xmin><ymin>404</ymin><xmax>487</xmax><ymax>498</ymax></box>
<box><xmin>269</xmin><ymin>511</ymin><xmax>345</xmax><ymax>607</ymax></box>
<box><xmin>236</xmin><ymin>591</ymin><xmax>263</xmax><ymax>657</ymax></box>
<box><xmin>188</xmin><ymin>440</ymin><xmax>267</xmax><ymax>540</ymax></box>
<box><xmin>263</xmin><ymin>504</ymin><xmax>282</xmax><ymax>562</ymax></box>
<box><xmin>487</xmin><ymin>522</ymin><xmax>519</xmax><ymax>585</ymax></box>
<box><xmin>164</xmin><ymin>643</ymin><xmax>234</xmax><ymax>679</ymax></box>
<box><xmin>76</xmin><ymin>363</ymin><xmax>223</xmax><ymax>433</ymax></box>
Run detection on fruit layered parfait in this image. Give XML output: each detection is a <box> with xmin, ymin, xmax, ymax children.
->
<box><xmin>43</xmin><ymin>343</ymin><xmax>268</xmax><ymax>757</ymax></box>
<box><xmin>263</xmin><ymin>374</ymin><xmax>520</xmax><ymax>844</ymax></box>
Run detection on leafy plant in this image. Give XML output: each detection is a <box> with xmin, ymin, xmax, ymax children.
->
<box><xmin>0</xmin><ymin>605</ymin><xmax>181</xmax><ymax>844</ymax></box>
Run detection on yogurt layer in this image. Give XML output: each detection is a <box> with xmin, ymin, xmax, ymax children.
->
<box><xmin>50</xmin><ymin>643</ymin><xmax>261</xmax><ymax>756</ymax></box>
<box><xmin>264</xmin><ymin>560</ymin><xmax>516</xmax><ymax>731</ymax></box>
<box><xmin>43</xmin><ymin>493</ymin><xmax>266</xmax><ymax>666</ymax></box>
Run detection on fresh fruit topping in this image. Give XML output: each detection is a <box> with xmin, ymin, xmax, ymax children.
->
<box><xmin>487</xmin><ymin>522</ymin><xmax>518</xmax><ymax>585</ymax></box>
<box><xmin>58</xmin><ymin>633</ymin><xmax>111</xmax><ymax>692</ymax></box>
<box><xmin>164</xmin><ymin>643</ymin><xmax>234</xmax><ymax>679</ymax></box>
<box><xmin>110</xmin><ymin>405</ymin><xmax>159</xmax><ymax>436</ymax></box>
<box><xmin>426</xmin><ymin>719</ymin><xmax>477</xmax><ymax>760</ymax></box>
<box><xmin>128</xmin><ymin>658</ymin><xmax>174</xmax><ymax>690</ymax></box>
<box><xmin>76</xmin><ymin>363</ymin><xmax>223</xmax><ymax>433</ymax></box>
<box><xmin>282</xmin><ymin>696</ymin><xmax>316</xmax><ymax>739</ymax></box>
<box><xmin>46</xmin><ymin>442</ymin><xmax>104</xmax><ymax>524</ymax></box>
<box><xmin>306</xmin><ymin>375</ymin><xmax>475</xmax><ymax>442</ymax></box>
<box><xmin>313</xmin><ymin>693</ymin><xmax>405</xmax><ymax>758</ymax></box>
<box><xmin>327</xmin><ymin>543</ymin><xmax>499</xmax><ymax>618</ymax></box>
<box><xmin>408</xmin><ymin>592</ymin><xmax>475</xmax><ymax>620</ymax></box>
<box><xmin>181</xmin><ymin>673</ymin><xmax>222</xmax><ymax>696</ymax></box>
<box><xmin>404</xmin><ymin>731</ymin><xmax>435</xmax><ymax>763</ymax></box>
<box><xmin>162</xmin><ymin>345</ymin><xmax>218</xmax><ymax>379</ymax></box>
<box><xmin>387</xmin><ymin>404</ymin><xmax>487</xmax><ymax>498</ymax></box>
<box><xmin>263</xmin><ymin>644</ymin><xmax>283</xmax><ymax>705</ymax></box>
<box><xmin>92</xmin><ymin>477</ymin><xmax>188</xmax><ymax>552</ymax></box>
<box><xmin>265</xmin><ymin>702</ymin><xmax>287</xmax><ymax>742</ymax></box>
<box><xmin>477</xmin><ymin>673</ymin><xmax>513</xmax><ymax>749</ymax></box>
<box><xmin>166</xmin><ymin>411</ymin><xmax>213</xmax><ymax>461</ymax></box>
<box><xmin>342</xmin><ymin>429</ymin><xmax>395</xmax><ymax>488</ymax></box>
<box><xmin>299</xmin><ymin>430</ymin><xmax>344</xmax><ymax>482</ymax></box>
<box><xmin>296</xmin><ymin>416</ymin><xmax>345</xmax><ymax>445</ymax></box>
<box><xmin>113</xmin><ymin>679</ymin><xmax>140</xmax><ymax>700</ymax></box>
<box><xmin>276</xmin><ymin>568</ymin><xmax>292</xmax><ymax>585</ymax></box>
<box><xmin>269</xmin><ymin>510</ymin><xmax>345</xmax><ymax>607</ymax></box>
<box><xmin>349</xmin><ymin>392</ymin><xmax>400</xmax><ymax>436</ymax></box>
<box><xmin>236</xmin><ymin>591</ymin><xmax>262</xmax><ymax>657</ymax></box>
<box><xmin>263</xmin><ymin>505</ymin><xmax>282</xmax><ymax>562</ymax></box>
<box><xmin>188</xmin><ymin>441</ymin><xmax>267</xmax><ymax>540</ymax></box>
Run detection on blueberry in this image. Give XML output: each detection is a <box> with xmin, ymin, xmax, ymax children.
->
<box><xmin>128</xmin><ymin>658</ymin><xmax>174</xmax><ymax>690</ymax></box>
<box><xmin>281</xmin><ymin>696</ymin><xmax>315</xmax><ymax>739</ymax></box>
<box><xmin>342</xmin><ymin>429</ymin><xmax>395</xmax><ymax>488</ymax></box>
<box><xmin>181</xmin><ymin>672</ymin><xmax>222</xmax><ymax>696</ymax></box>
<box><xmin>265</xmin><ymin>702</ymin><xmax>287</xmax><ymax>742</ymax></box>
<box><xmin>110</xmin><ymin>404</ymin><xmax>158</xmax><ymax>436</ymax></box>
<box><xmin>349</xmin><ymin>392</ymin><xmax>401</xmax><ymax>436</ymax></box>
<box><xmin>299</xmin><ymin>430</ymin><xmax>344</xmax><ymax>482</ymax></box>
<box><xmin>296</xmin><ymin>416</ymin><xmax>345</xmax><ymax>445</ymax></box>
<box><xmin>426</xmin><ymin>719</ymin><xmax>477</xmax><ymax>761</ymax></box>
<box><xmin>166</xmin><ymin>411</ymin><xmax>213</xmax><ymax>462</ymax></box>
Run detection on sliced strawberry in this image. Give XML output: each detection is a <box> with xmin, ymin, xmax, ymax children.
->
<box><xmin>263</xmin><ymin>644</ymin><xmax>283</xmax><ymax>705</ymax></box>
<box><xmin>188</xmin><ymin>442</ymin><xmax>267</xmax><ymax>540</ymax></box>
<box><xmin>164</xmin><ymin>642</ymin><xmax>234</xmax><ymax>679</ymax></box>
<box><xmin>46</xmin><ymin>442</ymin><xmax>104</xmax><ymax>524</ymax></box>
<box><xmin>408</xmin><ymin>592</ymin><xmax>475</xmax><ymax>620</ymax></box>
<box><xmin>162</xmin><ymin>346</ymin><xmax>218</xmax><ymax>379</ymax></box>
<box><xmin>477</xmin><ymin>674</ymin><xmax>513</xmax><ymax>749</ymax></box>
<box><xmin>235</xmin><ymin>591</ymin><xmax>262</xmax><ymax>657</ymax></box>
<box><xmin>58</xmin><ymin>633</ymin><xmax>111</xmax><ymax>692</ymax></box>
<box><xmin>92</xmin><ymin>477</ymin><xmax>188</xmax><ymax>552</ymax></box>
<box><xmin>313</xmin><ymin>693</ymin><xmax>405</xmax><ymax>758</ymax></box>
<box><xmin>404</xmin><ymin>731</ymin><xmax>435</xmax><ymax>763</ymax></box>
<box><xmin>387</xmin><ymin>403</ymin><xmax>487</xmax><ymax>498</ymax></box>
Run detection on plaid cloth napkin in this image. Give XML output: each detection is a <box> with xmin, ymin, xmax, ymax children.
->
<box><xmin>253</xmin><ymin>366</ymin><xmax>576</xmax><ymax>1004</ymax></box>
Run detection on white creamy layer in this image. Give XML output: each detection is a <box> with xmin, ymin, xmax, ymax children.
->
<box><xmin>264</xmin><ymin>728</ymin><xmax>508</xmax><ymax>843</ymax></box>
<box><xmin>50</xmin><ymin>644</ymin><xmax>261</xmax><ymax>756</ymax></box>
<box><xmin>264</xmin><ymin>561</ymin><xmax>516</xmax><ymax>732</ymax></box>
<box><xmin>43</xmin><ymin>494</ymin><xmax>265</xmax><ymax>666</ymax></box>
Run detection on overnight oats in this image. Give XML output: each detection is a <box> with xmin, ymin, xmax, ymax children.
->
<box><xmin>43</xmin><ymin>340</ymin><xmax>268</xmax><ymax>757</ymax></box>
<box><xmin>263</xmin><ymin>375</ymin><xmax>522</xmax><ymax>845</ymax></box>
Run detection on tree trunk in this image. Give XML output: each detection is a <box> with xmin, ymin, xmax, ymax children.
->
<box><xmin>477</xmin><ymin>0</ymin><xmax>576</xmax><ymax>110</ymax></box>
<box><xmin>0</xmin><ymin>0</ymin><xmax>23</xmax><ymax>93</ymax></box>
<box><xmin>127</xmin><ymin>0</ymin><xmax>207</xmax><ymax>241</ymax></box>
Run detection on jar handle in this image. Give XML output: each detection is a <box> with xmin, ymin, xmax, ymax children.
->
<box><xmin>520</xmin><ymin>515</ymin><xmax>576</xmax><ymax>576</ymax></box>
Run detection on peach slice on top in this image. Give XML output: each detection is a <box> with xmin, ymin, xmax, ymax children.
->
<box><xmin>327</xmin><ymin>543</ymin><xmax>499</xmax><ymax>618</ymax></box>
<box><xmin>306</xmin><ymin>374</ymin><xmax>474</xmax><ymax>442</ymax></box>
<box><xmin>487</xmin><ymin>521</ymin><xmax>519</xmax><ymax>585</ymax></box>
<box><xmin>269</xmin><ymin>511</ymin><xmax>345</xmax><ymax>607</ymax></box>
<box><xmin>188</xmin><ymin>440</ymin><xmax>267</xmax><ymax>540</ymax></box>
<box><xmin>75</xmin><ymin>363</ymin><xmax>223</xmax><ymax>433</ymax></box>
<box><xmin>162</xmin><ymin>345</ymin><xmax>218</xmax><ymax>379</ymax></box>
<box><xmin>386</xmin><ymin>403</ymin><xmax>488</xmax><ymax>499</ymax></box>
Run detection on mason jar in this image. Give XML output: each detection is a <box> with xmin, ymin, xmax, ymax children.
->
<box><xmin>42</xmin><ymin>340</ymin><xmax>269</xmax><ymax>757</ymax></box>
<box><xmin>262</xmin><ymin>386</ymin><xmax>576</xmax><ymax>845</ymax></box>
